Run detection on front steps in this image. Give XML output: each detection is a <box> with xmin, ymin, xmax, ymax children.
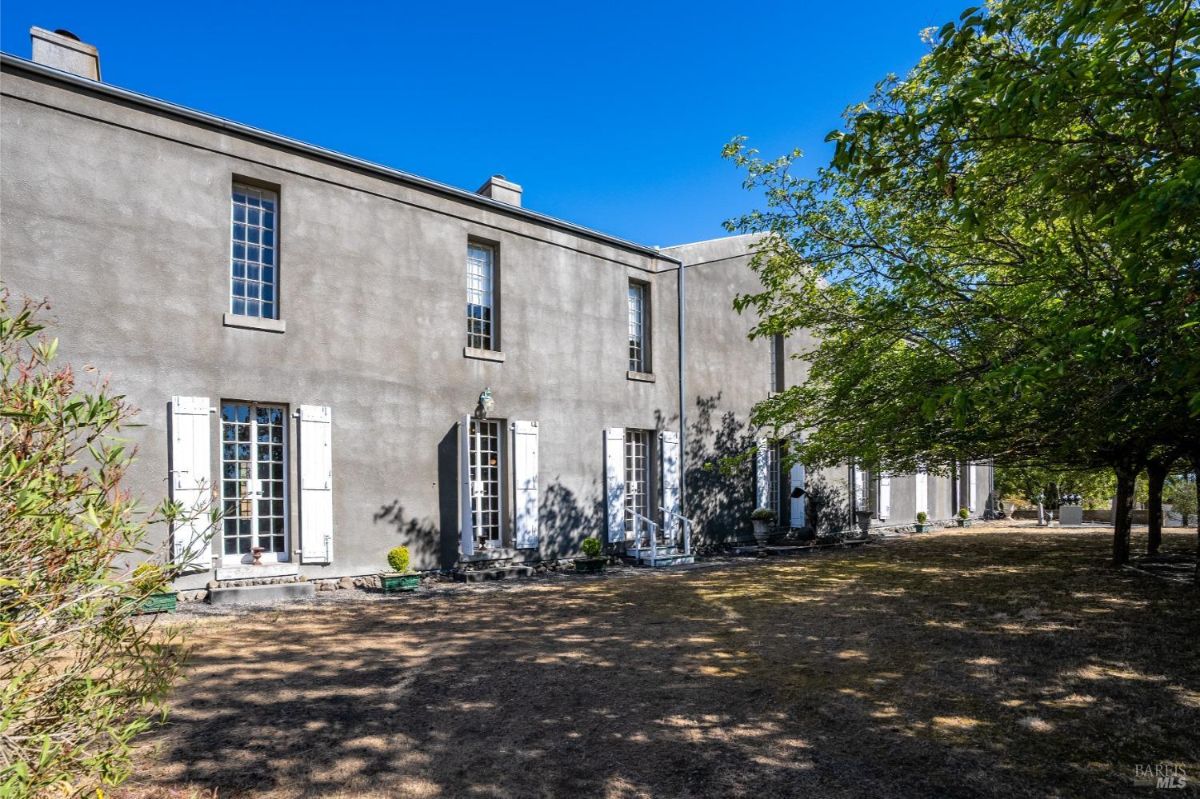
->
<box><xmin>624</xmin><ymin>543</ymin><xmax>695</xmax><ymax>568</ymax></box>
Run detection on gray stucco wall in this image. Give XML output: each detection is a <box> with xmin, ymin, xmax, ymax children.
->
<box><xmin>1</xmin><ymin>63</ymin><xmax>681</xmax><ymax>586</ymax></box>
<box><xmin>1</xmin><ymin>59</ymin><xmax>992</xmax><ymax>588</ymax></box>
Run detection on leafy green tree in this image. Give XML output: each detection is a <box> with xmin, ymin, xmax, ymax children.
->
<box><xmin>1166</xmin><ymin>474</ymin><xmax>1198</xmax><ymax>527</ymax></box>
<box><xmin>996</xmin><ymin>465</ymin><xmax>1115</xmax><ymax>509</ymax></box>
<box><xmin>0</xmin><ymin>295</ymin><xmax>208</xmax><ymax>796</ymax></box>
<box><xmin>724</xmin><ymin>0</ymin><xmax>1200</xmax><ymax>572</ymax></box>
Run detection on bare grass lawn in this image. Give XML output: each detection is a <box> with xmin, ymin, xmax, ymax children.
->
<box><xmin>120</xmin><ymin>526</ymin><xmax>1199</xmax><ymax>798</ymax></box>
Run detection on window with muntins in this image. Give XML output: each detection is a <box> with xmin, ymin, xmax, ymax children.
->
<box><xmin>467</xmin><ymin>243</ymin><xmax>496</xmax><ymax>350</ymax></box>
<box><xmin>767</xmin><ymin>442</ymin><xmax>782</xmax><ymax>519</ymax></box>
<box><xmin>628</xmin><ymin>281</ymin><xmax>647</xmax><ymax>372</ymax></box>
<box><xmin>231</xmin><ymin>185</ymin><xmax>278</xmax><ymax>319</ymax></box>
<box><xmin>468</xmin><ymin>418</ymin><xmax>503</xmax><ymax>547</ymax></box>
<box><xmin>624</xmin><ymin>429</ymin><xmax>650</xmax><ymax>532</ymax></box>
<box><xmin>220</xmin><ymin>402</ymin><xmax>287</xmax><ymax>558</ymax></box>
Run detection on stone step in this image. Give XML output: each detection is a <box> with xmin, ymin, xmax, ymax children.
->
<box><xmin>635</xmin><ymin>553</ymin><xmax>695</xmax><ymax>568</ymax></box>
<box><xmin>452</xmin><ymin>565</ymin><xmax>534</xmax><ymax>583</ymax></box>
<box><xmin>207</xmin><ymin>582</ymin><xmax>315</xmax><ymax>606</ymax></box>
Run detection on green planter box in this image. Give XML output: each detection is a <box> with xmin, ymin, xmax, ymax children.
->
<box><xmin>574</xmin><ymin>558</ymin><xmax>607</xmax><ymax>574</ymax></box>
<box><xmin>957</xmin><ymin>519</ymin><xmax>973</xmax><ymax>527</ymax></box>
<box><xmin>138</xmin><ymin>591</ymin><xmax>177</xmax><ymax>614</ymax></box>
<box><xmin>381</xmin><ymin>573</ymin><xmax>421</xmax><ymax>593</ymax></box>
<box><xmin>913</xmin><ymin>523</ymin><xmax>930</xmax><ymax>533</ymax></box>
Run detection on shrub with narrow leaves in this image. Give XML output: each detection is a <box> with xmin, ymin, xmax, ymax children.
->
<box><xmin>581</xmin><ymin>537</ymin><xmax>602</xmax><ymax>558</ymax></box>
<box><xmin>0</xmin><ymin>294</ymin><xmax>207</xmax><ymax>796</ymax></box>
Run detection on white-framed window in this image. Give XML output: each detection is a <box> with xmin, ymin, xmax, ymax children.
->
<box><xmin>628</xmin><ymin>281</ymin><xmax>648</xmax><ymax>372</ymax></box>
<box><xmin>468</xmin><ymin>418</ymin><xmax>503</xmax><ymax>547</ymax></box>
<box><xmin>767</xmin><ymin>442</ymin><xmax>782</xmax><ymax>519</ymax></box>
<box><xmin>467</xmin><ymin>242</ymin><xmax>496</xmax><ymax>350</ymax></box>
<box><xmin>220</xmin><ymin>402</ymin><xmax>288</xmax><ymax>560</ymax></box>
<box><xmin>624</xmin><ymin>429</ymin><xmax>651</xmax><ymax>531</ymax></box>
<box><xmin>231</xmin><ymin>184</ymin><xmax>278</xmax><ymax>319</ymax></box>
<box><xmin>853</xmin><ymin>465</ymin><xmax>869</xmax><ymax>512</ymax></box>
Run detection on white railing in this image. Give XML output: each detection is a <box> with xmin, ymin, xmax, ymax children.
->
<box><xmin>661</xmin><ymin>507</ymin><xmax>694</xmax><ymax>557</ymax></box>
<box><xmin>629</xmin><ymin>511</ymin><xmax>658</xmax><ymax>563</ymax></box>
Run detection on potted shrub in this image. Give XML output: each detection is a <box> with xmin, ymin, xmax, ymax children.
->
<box><xmin>380</xmin><ymin>546</ymin><xmax>421</xmax><ymax>593</ymax></box>
<box><xmin>957</xmin><ymin>507</ymin><xmax>972</xmax><ymax>527</ymax></box>
<box><xmin>913</xmin><ymin>512</ymin><xmax>930</xmax><ymax>533</ymax></box>
<box><xmin>575</xmin><ymin>536</ymin><xmax>606</xmax><ymax>573</ymax></box>
<box><xmin>750</xmin><ymin>507</ymin><xmax>776</xmax><ymax>546</ymax></box>
<box><xmin>133</xmin><ymin>563</ymin><xmax>177</xmax><ymax>614</ymax></box>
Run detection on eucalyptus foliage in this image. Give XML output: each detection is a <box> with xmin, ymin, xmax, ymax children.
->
<box><xmin>0</xmin><ymin>295</ymin><xmax>205</xmax><ymax>796</ymax></box>
<box><xmin>725</xmin><ymin>0</ymin><xmax>1199</xmax><ymax>483</ymax></box>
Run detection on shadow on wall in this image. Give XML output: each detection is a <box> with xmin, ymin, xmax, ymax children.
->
<box><xmin>685</xmin><ymin>394</ymin><xmax>755</xmax><ymax>545</ymax></box>
<box><xmin>540</xmin><ymin>480</ymin><xmax>603</xmax><ymax>560</ymax></box>
<box><xmin>372</xmin><ymin>425</ymin><xmax>461</xmax><ymax>571</ymax></box>
<box><xmin>803</xmin><ymin>472</ymin><xmax>850</xmax><ymax>536</ymax></box>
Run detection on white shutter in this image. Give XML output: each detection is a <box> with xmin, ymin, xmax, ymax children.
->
<box><xmin>299</xmin><ymin>405</ymin><xmax>333</xmax><ymax>564</ymax></box>
<box><xmin>755</xmin><ymin>438</ymin><xmax>769</xmax><ymax>508</ymax></box>
<box><xmin>969</xmin><ymin>463</ymin><xmax>978</xmax><ymax>512</ymax></box>
<box><xmin>460</xmin><ymin>416</ymin><xmax>475</xmax><ymax>556</ymax></box>
<box><xmin>605</xmin><ymin>428</ymin><xmax>625</xmax><ymax>542</ymax></box>
<box><xmin>879</xmin><ymin>473</ymin><xmax>891</xmax><ymax>520</ymax></box>
<box><xmin>915</xmin><ymin>469</ymin><xmax>929</xmax><ymax>514</ymax></box>
<box><xmin>512</xmin><ymin>420</ymin><xmax>539</xmax><ymax>549</ymax></box>
<box><xmin>660</xmin><ymin>430</ymin><xmax>681</xmax><ymax>539</ymax></box>
<box><xmin>170</xmin><ymin>396</ymin><xmax>212</xmax><ymax>572</ymax></box>
<box><xmin>789</xmin><ymin>462</ymin><xmax>806</xmax><ymax>528</ymax></box>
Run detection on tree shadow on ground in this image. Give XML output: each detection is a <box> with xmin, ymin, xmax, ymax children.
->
<box><xmin>123</xmin><ymin>528</ymin><xmax>1200</xmax><ymax>799</ymax></box>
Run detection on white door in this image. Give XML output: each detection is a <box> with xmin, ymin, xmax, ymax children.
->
<box><xmin>220</xmin><ymin>402</ymin><xmax>289</xmax><ymax>564</ymax></box>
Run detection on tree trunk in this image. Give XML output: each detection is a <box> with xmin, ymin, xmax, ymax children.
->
<box><xmin>1112</xmin><ymin>464</ymin><xmax>1136</xmax><ymax>566</ymax></box>
<box><xmin>1146</xmin><ymin>461</ymin><xmax>1168</xmax><ymax>556</ymax></box>
<box><xmin>1193</xmin><ymin>456</ymin><xmax>1199</xmax><ymax>587</ymax></box>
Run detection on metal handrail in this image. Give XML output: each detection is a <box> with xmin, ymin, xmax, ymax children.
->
<box><xmin>660</xmin><ymin>507</ymin><xmax>695</xmax><ymax>556</ymax></box>
<box><xmin>630</xmin><ymin>511</ymin><xmax>658</xmax><ymax>562</ymax></box>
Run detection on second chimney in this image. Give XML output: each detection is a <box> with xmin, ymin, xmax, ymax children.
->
<box><xmin>31</xmin><ymin>27</ymin><xmax>100</xmax><ymax>80</ymax></box>
<box><xmin>476</xmin><ymin>175</ymin><xmax>522</xmax><ymax>207</ymax></box>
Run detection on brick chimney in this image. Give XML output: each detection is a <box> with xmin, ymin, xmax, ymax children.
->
<box><xmin>30</xmin><ymin>27</ymin><xmax>100</xmax><ymax>80</ymax></box>
<box><xmin>476</xmin><ymin>175</ymin><xmax>522</xmax><ymax>207</ymax></box>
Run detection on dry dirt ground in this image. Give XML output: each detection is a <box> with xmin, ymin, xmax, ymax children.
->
<box><xmin>120</xmin><ymin>525</ymin><xmax>1199</xmax><ymax>799</ymax></box>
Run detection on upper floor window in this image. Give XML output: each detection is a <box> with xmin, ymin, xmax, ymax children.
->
<box><xmin>770</xmin><ymin>334</ymin><xmax>784</xmax><ymax>393</ymax></box>
<box><xmin>628</xmin><ymin>280</ymin><xmax>648</xmax><ymax>372</ymax></box>
<box><xmin>467</xmin><ymin>242</ymin><xmax>496</xmax><ymax>350</ymax></box>
<box><xmin>231</xmin><ymin>184</ymin><xmax>278</xmax><ymax>319</ymax></box>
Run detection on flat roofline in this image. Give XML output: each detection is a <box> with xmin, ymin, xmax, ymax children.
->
<box><xmin>0</xmin><ymin>53</ymin><xmax>682</xmax><ymax>264</ymax></box>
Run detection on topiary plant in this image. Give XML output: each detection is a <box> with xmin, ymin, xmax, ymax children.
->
<box><xmin>750</xmin><ymin>507</ymin><xmax>777</xmax><ymax>522</ymax></box>
<box><xmin>916</xmin><ymin>511</ymin><xmax>928</xmax><ymax>524</ymax></box>
<box><xmin>958</xmin><ymin>507</ymin><xmax>970</xmax><ymax>519</ymax></box>
<box><xmin>131</xmin><ymin>562</ymin><xmax>169</xmax><ymax>595</ymax></box>
<box><xmin>386</xmin><ymin>546</ymin><xmax>411</xmax><ymax>574</ymax></box>
<box><xmin>581</xmin><ymin>537</ymin><xmax>602</xmax><ymax>558</ymax></box>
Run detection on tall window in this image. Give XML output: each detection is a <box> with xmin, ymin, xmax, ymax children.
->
<box><xmin>769</xmin><ymin>334</ymin><xmax>783</xmax><ymax>393</ymax></box>
<box><xmin>231</xmin><ymin>184</ymin><xmax>278</xmax><ymax>319</ymax></box>
<box><xmin>767</xmin><ymin>442</ymin><xmax>782</xmax><ymax>519</ymax></box>
<box><xmin>467</xmin><ymin>243</ymin><xmax>496</xmax><ymax>350</ymax></box>
<box><xmin>221</xmin><ymin>402</ymin><xmax>287</xmax><ymax>559</ymax></box>
<box><xmin>628</xmin><ymin>281</ymin><xmax>648</xmax><ymax>372</ymax></box>
<box><xmin>624</xmin><ymin>429</ymin><xmax>650</xmax><ymax>532</ymax></box>
<box><xmin>468</xmin><ymin>418</ymin><xmax>503</xmax><ymax>547</ymax></box>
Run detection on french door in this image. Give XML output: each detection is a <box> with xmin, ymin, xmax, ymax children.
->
<box><xmin>221</xmin><ymin>402</ymin><xmax>289</xmax><ymax>563</ymax></box>
<box><xmin>468</xmin><ymin>418</ymin><xmax>504</xmax><ymax>549</ymax></box>
<box><xmin>624</xmin><ymin>429</ymin><xmax>650</xmax><ymax>534</ymax></box>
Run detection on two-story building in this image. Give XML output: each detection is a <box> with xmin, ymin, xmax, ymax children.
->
<box><xmin>0</xmin><ymin>29</ymin><xmax>992</xmax><ymax>594</ymax></box>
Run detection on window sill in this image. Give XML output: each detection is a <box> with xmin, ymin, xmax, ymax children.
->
<box><xmin>464</xmin><ymin>347</ymin><xmax>505</xmax><ymax>363</ymax></box>
<box><xmin>627</xmin><ymin>370</ymin><xmax>656</xmax><ymax>383</ymax></box>
<box><xmin>223</xmin><ymin>313</ymin><xmax>286</xmax><ymax>333</ymax></box>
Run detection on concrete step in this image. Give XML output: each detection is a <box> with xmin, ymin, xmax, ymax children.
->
<box><xmin>452</xmin><ymin>565</ymin><xmax>534</xmax><ymax>583</ymax></box>
<box><xmin>207</xmin><ymin>582</ymin><xmax>315</xmax><ymax>605</ymax></box>
<box><xmin>634</xmin><ymin>553</ymin><xmax>695</xmax><ymax>568</ymax></box>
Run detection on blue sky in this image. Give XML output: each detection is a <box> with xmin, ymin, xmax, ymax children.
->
<box><xmin>1</xmin><ymin>1</ymin><xmax>969</xmax><ymax>245</ymax></box>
